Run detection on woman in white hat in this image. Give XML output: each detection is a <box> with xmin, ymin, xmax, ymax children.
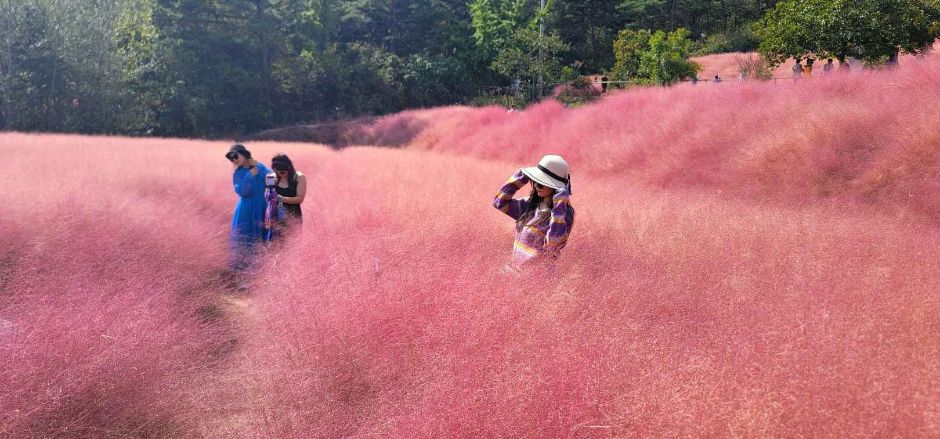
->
<box><xmin>493</xmin><ymin>154</ymin><xmax>575</xmax><ymax>272</ymax></box>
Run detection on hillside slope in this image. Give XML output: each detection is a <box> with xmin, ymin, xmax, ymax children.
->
<box><xmin>358</xmin><ymin>55</ymin><xmax>940</xmax><ymax>222</ymax></box>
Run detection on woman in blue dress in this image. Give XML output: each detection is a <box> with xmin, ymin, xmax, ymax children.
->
<box><xmin>225</xmin><ymin>144</ymin><xmax>271</xmax><ymax>274</ymax></box>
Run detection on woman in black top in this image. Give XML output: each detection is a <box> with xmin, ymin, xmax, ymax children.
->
<box><xmin>270</xmin><ymin>154</ymin><xmax>306</xmax><ymax>223</ymax></box>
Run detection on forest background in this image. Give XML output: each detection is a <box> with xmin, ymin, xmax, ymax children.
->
<box><xmin>0</xmin><ymin>0</ymin><xmax>937</xmax><ymax>138</ymax></box>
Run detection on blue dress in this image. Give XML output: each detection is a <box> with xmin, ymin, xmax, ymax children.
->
<box><xmin>230</xmin><ymin>163</ymin><xmax>271</xmax><ymax>270</ymax></box>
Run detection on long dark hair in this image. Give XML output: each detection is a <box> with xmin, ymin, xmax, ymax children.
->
<box><xmin>518</xmin><ymin>186</ymin><xmax>554</xmax><ymax>224</ymax></box>
<box><xmin>271</xmin><ymin>153</ymin><xmax>297</xmax><ymax>184</ymax></box>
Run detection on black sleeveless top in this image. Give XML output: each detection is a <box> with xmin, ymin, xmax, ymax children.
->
<box><xmin>275</xmin><ymin>177</ymin><xmax>303</xmax><ymax>219</ymax></box>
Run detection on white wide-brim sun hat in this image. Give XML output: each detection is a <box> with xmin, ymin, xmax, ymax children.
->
<box><xmin>522</xmin><ymin>154</ymin><xmax>570</xmax><ymax>191</ymax></box>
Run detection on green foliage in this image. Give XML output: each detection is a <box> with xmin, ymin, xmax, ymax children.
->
<box><xmin>570</xmin><ymin>76</ymin><xmax>592</xmax><ymax>89</ymax></box>
<box><xmin>692</xmin><ymin>26</ymin><xmax>761</xmax><ymax>55</ymax></box>
<box><xmin>548</xmin><ymin>0</ymin><xmax>621</xmax><ymax>71</ymax></box>
<box><xmin>469</xmin><ymin>0</ymin><xmax>533</xmax><ymax>57</ymax></box>
<box><xmin>0</xmin><ymin>0</ymin><xmax>787</xmax><ymax>136</ymax></box>
<box><xmin>560</xmin><ymin>65</ymin><xmax>579</xmax><ymax>81</ymax></box>
<box><xmin>610</xmin><ymin>29</ymin><xmax>651</xmax><ymax>83</ymax></box>
<box><xmin>467</xmin><ymin>93</ymin><xmax>524</xmax><ymax>109</ymax></box>
<box><xmin>0</xmin><ymin>0</ymin><xmax>489</xmax><ymax>136</ymax></box>
<box><xmin>611</xmin><ymin>28</ymin><xmax>698</xmax><ymax>86</ymax></box>
<box><xmin>0</xmin><ymin>2</ymin><xmax>61</xmax><ymax>131</ymax></box>
<box><xmin>0</xmin><ymin>0</ymin><xmax>147</xmax><ymax>133</ymax></box>
<box><xmin>618</xmin><ymin>0</ymin><xmax>768</xmax><ymax>38</ymax></box>
<box><xmin>756</xmin><ymin>0</ymin><xmax>828</xmax><ymax>65</ymax></box>
<box><xmin>400</xmin><ymin>54</ymin><xmax>477</xmax><ymax>107</ymax></box>
<box><xmin>491</xmin><ymin>28</ymin><xmax>567</xmax><ymax>98</ymax></box>
<box><xmin>639</xmin><ymin>28</ymin><xmax>699</xmax><ymax>85</ymax></box>
<box><xmin>757</xmin><ymin>0</ymin><xmax>940</xmax><ymax>65</ymax></box>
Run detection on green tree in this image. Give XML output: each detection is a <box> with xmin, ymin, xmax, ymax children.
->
<box><xmin>850</xmin><ymin>0</ymin><xmax>939</xmax><ymax>62</ymax></box>
<box><xmin>469</xmin><ymin>0</ymin><xmax>533</xmax><ymax>57</ymax></box>
<box><xmin>331</xmin><ymin>0</ymin><xmax>483</xmax><ymax>110</ymax></box>
<box><xmin>147</xmin><ymin>0</ymin><xmax>274</xmax><ymax>135</ymax></box>
<box><xmin>639</xmin><ymin>28</ymin><xmax>699</xmax><ymax>85</ymax></box>
<box><xmin>491</xmin><ymin>28</ymin><xmax>567</xmax><ymax>98</ymax></box>
<box><xmin>549</xmin><ymin>0</ymin><xmax>624</xmax><ymax>71</ymax></box>
<box><xmin>0</xmin><ymin>2</ymin><xmax>62</xmax><ymax>131</ymax></box>
<box><xmin>0</xmin><ymin>0</ymin><xmax>137</xmax><ymax>133</ymax></box>
<box><xmin>757</xmin><ymin>0</ymin><xmax>940</xmax><ymax>65</ymax></box>
<box><xmin>114</xmin><ymin>0</ymin><xmax>163</xmax><ymax>133</ymax></box>
<box><xmin>618</xmin><ymin>0</ymin><xmax>770</xmax><ymax>40</ymax></box>
<box><xmin>611</xmin><ymin>28</ymin><xmax>698</xmax><ymax>86</ymax></box>
<box><xmin>610</xmin><ymin>29</ymin><xmax>651</xmax><ymax>83</ymax></box>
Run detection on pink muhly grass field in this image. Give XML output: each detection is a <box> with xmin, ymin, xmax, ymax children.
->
<box><xmin>2</xmin><ymin>54</ymin><xmax>940</xmax><ymax>437</ymax></box>
<box><xmin>240</xmin><ymin>148</ymin><xmax>940</xmax><ymax>437</ymax></box>
<box><xmin>0</xmin><ymin>135</ymin><xmax>331</xmax><ymax>437</ymax></box>
<box><xmin>396</xmin><ymin>55</ymin><xmax>940</xmax><ymax>220</ymax></box>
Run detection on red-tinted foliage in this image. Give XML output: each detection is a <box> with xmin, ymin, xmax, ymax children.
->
<box><xmin>2</xmin><ymin>54</ymin><xmax>940</xmax><ymax>438</ymax></box>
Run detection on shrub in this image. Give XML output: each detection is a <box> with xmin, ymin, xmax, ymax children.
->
<box><xmin>692</xmin><ymin>26</ymin><xmax>761</xmax><ymax>55</ymax></box>
<box><xmin>612</xmin><ymin>28</ymin><xmax>699</xmax><ymax>86</ymax></box>
<box><xmin>735</xmin><ymin>54</ymin><xmax>775</xmax><ymax>79</ymax></box>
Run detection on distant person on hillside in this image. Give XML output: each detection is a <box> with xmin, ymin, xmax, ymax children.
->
<box><xmin>270</xmin><ymin>153</ymin><xmax>306</xmax><ymax>225</ymax></box>
<box><xmin>792</xmin><ymin>59</ymin><xmax>803</xmax><ymax>81</ymax></box>
<box><xmin>803</xmin><ymin>58</ymin><xmax>814</xmax><ymax>76</ymax></box>
<box><xmin>839</xmin><ymin>59</ymin><xmax>851</xmax><ymax>72</ymax></box>
<box><xmin>493</xmin><ymin>155</ymin><xmax>575</xmax><ymax>274</ymax></box>
<box><xmin>713</xmin><ymin>75</ymin><xmax>722</xmax><ymax>83</ymax></box>
<box><xmin>822</xmin><ymin>58</ymin><xmax>835</xmax><ymax>75</ymax></box>
<box><xmin>226</xmin><ymin>144</ymin><xmax>271</xmax><ymax>281</ymax></box>
<box><xmin>886</xmin><ymin>53</ymin><xmax>899</xmax><ymax>68</ymax></box>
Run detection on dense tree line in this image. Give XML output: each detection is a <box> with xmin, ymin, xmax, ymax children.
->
<box><xmin>1</xmin><ymin>0</ymin><xmax>935</xmax><ymax>137</ymax></box>
<box><xmin>0</xmin><ymin>0</ymin><xmax>774</xmax><ymax>137</ymax></box>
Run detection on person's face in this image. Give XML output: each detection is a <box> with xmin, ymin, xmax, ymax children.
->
<box><xmin>227</xmin><ymin>152</ymin><xmax>246</xmax><ymax>167</ymax></box>
<box><xmin>533</xmin><ymin>181</ymin><xmax>554</xmax><ymax>198</ymax></box>
<box><xmin>274</xmin><ymin>168</ymin><xmax>289</xmax><ymax>179</ymax></box>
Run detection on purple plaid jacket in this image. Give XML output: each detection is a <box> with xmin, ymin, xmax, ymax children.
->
<box><xmin>493</xmin><ymin>170</ymin><xmax>574</xmax><ymax>269</ymax></box>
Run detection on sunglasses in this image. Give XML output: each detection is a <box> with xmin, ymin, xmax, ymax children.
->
<box><xmin>274</xmin><ymin>169</ymin><xmax>289</xmax><ymax>174</ymax></box>
<box><xmin>532</xmin><ymin>182</ymin><xmax>545</xmax><ymax>190</ymax></box>
<box><xmin>226</xmin><ymin>153</ymin><xmax>239</xmax><ymax>161</ymax></box>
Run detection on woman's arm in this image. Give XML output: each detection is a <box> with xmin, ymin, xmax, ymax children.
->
<box><xmin>279</xmin><ymin>173</ymin><xmax>307</xmax><ymax>204</ymax></box>
<box><xmin>233</xmin><ymin>167</ymin><xmax>259</xmax><ymax>198</ymax></box>
<box><xmin>544</xmin><ymin>187</ymin><xmax>571</xmax><ymax>253</ymax></box>
<box><xmin>493</xmin><ymin>169</ymin><xmax>529</xmax><ymax>220</ymax></box>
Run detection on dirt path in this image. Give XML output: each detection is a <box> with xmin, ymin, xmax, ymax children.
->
<box><xmin>193</xmin><ymin>289</ymin><xmax>272</xmax><ymax>437</ymax></box>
